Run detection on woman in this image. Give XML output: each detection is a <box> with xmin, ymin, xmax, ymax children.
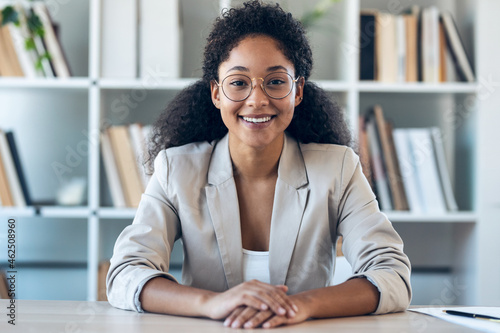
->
<box><xmin>107</xmin><ymin>1</ymin><xmax>411</xmax><ymax>329</ymax></box>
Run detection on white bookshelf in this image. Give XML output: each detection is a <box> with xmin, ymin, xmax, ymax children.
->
<box><xmin>98</xmin><ymin>78</ymin><xmax>198</xmax><ymax>90</ymax></box>
<box><xmin>0</xmin><ymin>0</ymin><xmax>498</xmax><ymax>306</ymax></box>
<box><xmin>0</xmin><ymin>78</ymin><xmax>91</xmax><ymax>89</ymax></box>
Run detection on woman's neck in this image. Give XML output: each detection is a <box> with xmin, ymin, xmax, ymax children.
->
<box><xmin>229</xmin><ymin>134</ymin><xmax>284</xmax><ymax>180</ymax></box>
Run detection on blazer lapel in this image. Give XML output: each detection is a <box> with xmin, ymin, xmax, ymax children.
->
<box><xmin>205</xmin><ymin>134</ymin><xmax>244</xmax><ymax>289</ymax></box>
<box><xmin>269</xmin><ymin>134</ymin><xmax>309</xmax><ymax>286</ymax></box>
<box><xmin>205</xmin><ymin>133</ymin><xmax>309</xmax><ymax>288</ymax></box>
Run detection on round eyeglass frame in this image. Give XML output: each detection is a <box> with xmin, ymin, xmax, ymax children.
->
<box><xmin>213</xmin><ymin>72</ymin><xmax>301</xmax><ymax>102</ymax></box>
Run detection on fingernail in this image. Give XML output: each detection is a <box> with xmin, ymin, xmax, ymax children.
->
<box><xmin>263</xmin><ymin>323</ymin><xmax>271</xmax><ymax>328</ymax></box>
<box><xmin>289</xmin><ymin>310</ymin><xmax>296</xmax><ymax>317</ymax></box>
<box><xmin>279</xmin><ymin>307</ymin><xmax>286</xmax><ymax>315</ymax></box>
<box><xmin>293</xmin><ymin>304</ymin><xmax>299</xmax><ymax>312</ymax></box>
<box><xmin>223</xmin><ymin>319</ymin><xmax>230</xmax><ymax>326</ymax></box>
<box><xmin>261</xmin><ymin>304</ymin><xmax>268</xmax><ymax>310</ymax></box>
<box><xmin>231</xmin><ymin>321</ymin><xmax>240</xmax><ymax>328</ymax></box>
<box><xmin>244</xmin><ymin>322</ymin><xmax>253</xmax><ymax>328</ymax></box>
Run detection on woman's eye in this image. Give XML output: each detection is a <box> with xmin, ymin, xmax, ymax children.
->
<box><xmin>267</xmin><ymin>79</ymin><xmax>285</xmax><ymax>85</ymax></box>
<box><xmin>230</xmin><ymin>80</ymin><xmax>248</xmax><ymax>86</ymax></box>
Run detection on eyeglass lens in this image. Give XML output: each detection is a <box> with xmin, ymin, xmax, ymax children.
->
<box><xmin>221</xmin><ymin>72</ymin><xmax>294</xmax><ymax>101</ymax></box>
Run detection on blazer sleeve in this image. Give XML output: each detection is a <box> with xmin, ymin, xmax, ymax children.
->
<box><xmin>336</xmin><ymin>148</ymin><xmax>412</xmax><ymax>314</ymax></box>
<box><xmin>106</xmin><ymin>150</ymin><xmax>181</xmax><ymax>312</ymax></box>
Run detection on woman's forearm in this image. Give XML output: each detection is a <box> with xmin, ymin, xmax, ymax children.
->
<box><xmin>296</xmin><ymin>277</ymin><xmax>380</xmax><ymax>319</ymax></box>
<box><xmin>140</xmin><ymin>277</ymin><xmax>214</xmax><ymax>317</ymax></box>
<box><xmin>139</xmin><ymin>277</ymin><xmax>298</xmax><ymax>320</ymax></box>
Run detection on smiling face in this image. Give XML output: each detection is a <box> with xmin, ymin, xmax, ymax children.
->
<box><xmin>211</xmin><ymin>35</ymin><xmax>304</xmax><ymax>152</ymax></box>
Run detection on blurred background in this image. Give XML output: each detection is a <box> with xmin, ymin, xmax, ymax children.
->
<box><xmin>0</xmin><ymin>0</ymin><xmax>499</xmax><ymax>307</ymax></box>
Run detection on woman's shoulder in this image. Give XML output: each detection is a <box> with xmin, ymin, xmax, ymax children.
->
<box><xmin>299</xmin><ymin>141</ymin><xmax>358</xmax><ymax>161</ymax></box>
<box><xmin>153</xmin><ymin>139</ymin><xmax>218</xmax><ymax>175</ymax></box>
<box><xmin>165</xmin><ymin>140</ymin><xmax>217</xmax><ymax>157</ymax></box>
<box><xmin>297</xmin><ymin>141</ymin><xmax>360</xmax><ymax>177</ymax></box>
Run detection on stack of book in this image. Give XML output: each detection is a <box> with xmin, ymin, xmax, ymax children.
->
<box><xmin>0</xmin><ymin>130</ymin><xmax>31</xmax><ymax>207</ymax></box>
<box><xmin>101</xmin><ymin>123</ymin><xmax>152</xmax><ymax>208</ymax></box>
<box><xmin>97</xmin><ymin>260</ymin><xmax>110</xmax><ymax>301</ymax></box>
<box><xmin>101</xmin><ymin>0</ymin><xmax>182</xmax><ymax>79</ymax></box>
<box><xmin>359</xmin><ymin>6</ymin><xmax>474</xmax><ymax>83</ymax></box>
<box><xmin>0</xmin><ymin>2</ymin><xmax>71</xmax><ymax>78</ymax></box>
<box><xmin>359</xmin><ymin>105</ymin><xmax>458</xmax><ymax>214</ymax></box>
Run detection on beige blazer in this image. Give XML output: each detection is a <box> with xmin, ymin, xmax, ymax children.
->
<box><xmin>107</xmin><ymin>133</ymin><xmax>411</xmax><ymax>315</ymax></box>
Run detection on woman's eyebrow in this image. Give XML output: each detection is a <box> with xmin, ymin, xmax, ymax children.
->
<box><xmin>266</xmin><ymin>65</ymin><xmax>288</xmax><ymax>72</ymax></box>
<box><xmin>226</xmin><ymin>66</ymin><xmax>249</xmax><ymax>74</ymax></box>
<box><xmin>225</xmin><ymin>65</ymin><xmax>290</xmax><ymax>74</ymax></box>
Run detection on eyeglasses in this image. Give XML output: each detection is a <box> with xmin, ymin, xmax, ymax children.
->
<box><xmin>214</xmin><ymin>72</ymin><xmax>301</xmax><ymax>102</ymax></box>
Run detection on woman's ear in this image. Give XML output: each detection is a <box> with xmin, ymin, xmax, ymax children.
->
<box><xmin>294</xmin><ymin>77</ymin><xmax>305</xmax><ymax>107</ymax></box>
<box><xmin>210</xmin><ymin>80</ymin><xmax>220</xmax><ymax>109</ymax></box>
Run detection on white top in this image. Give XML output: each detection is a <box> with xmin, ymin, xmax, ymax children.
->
<box><xmin>242</xmin><ymin>248</ymin><xmax>270</xmax><ymax>284</ymax></box>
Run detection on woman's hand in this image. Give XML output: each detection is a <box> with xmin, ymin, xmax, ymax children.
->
<box><xmin>201</xmin><ymin>280</ymin><xmax>298</xmax><ymax>320</ymax></box>
<box><xmin>223</xmin><ymin>294</ymin><xmax>311</xmax><ymax>329</ymax></box>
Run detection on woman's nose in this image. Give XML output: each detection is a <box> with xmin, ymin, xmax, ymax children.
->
<box><xmin>246</xmin><ymin>79</ymin><xmax>269</xmax><ymax>108</ymax></box>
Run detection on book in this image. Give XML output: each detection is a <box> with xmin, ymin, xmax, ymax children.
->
<box><xmin>97</xmin><ymin>260</ymin><xmax>110</xmax><ymax>301</ymax></box>
<box><xmin>375</xmin><ymin>12</ymin><xmax>397</xmax><ymax>82</ymax></box>
<box><xmin>373</xmin><ymin>106</ymin><xmax>407</xmax><ymax>211</ymax></box>
<box><xmin>441</xmin><ymin>11</ymin><xmax>475</xmax><ymax>82</ymax></box>
<box><xmin>100</xmin><ymin>0</ymin><xmax>137</xmax><ymax>78</ymax></box>
<box><xmin>438</xmin><ymin>20</ymin><xmax>447</xmax><ymax>82</ymax></box>
<box><xmin>404</xmin><ymin>13</ymin><xmax>418</xmax><ymax>82</ymax></box>
<box><xmin>421</xmin><ymin>6</ymin><xmax>440</xmax><ymax>83</ymax></box>
<box><xmin>32</xmin><ymin>2</ymin><xmax>71</xmax><ymax>78</ymax></box>
<box><xmin>0</xmin><ymin>131</ymin><xmax>25</xmax><ymax>207</ymax></box>
<box><xmin>385</xmin><ymin>122</ymin><xmax>409</xmax><ymax>210</ymax></box>
<box><xmin>393</xmin><ymin>129</ymin><xmax>423</xmax><ymax>214</ymax></box>
<box><xmin>407</xmin><ymin>128</ymin><xmax>447</xmax><ymax>214</ymax></box>
<box><xmin>28</xmin><ymin>7</ymin><xmax>55</xmax><ymax>78</ymax></box>
<box><xmin>139</xmin><ymin>0</ymin><xmax>182</xmax><ymax>79</ymax></box>
<box><xmin>359</xmin><ymin>11</ymin><xmax>376</xmax><ymax>80</ymax></box>
<box><xmin>107</xmin><ymin>126</ymin><xmax>143</xmax><ymax>207</ymax></box>
<box><xmin>396</xmin><ymin>15</ymin><xmax>406</xmax><ymax>83</ymax></box>
<box><xmin>5</xmin><ymin>131</ymin><xmax>31</xmax><ymax>206</ymax></box>
<box><xmin>0</xmin><ymin>271</ymin><xmax>8</xmax><ymax>299</ymax></box>
<box><xmin>6</xmin><ymin>22</ymin><xmax>38</xmax><ymax>78</ymax></box>
<box><xmin>365</xmin><ymin>114</ymin><xmax>393</xmax><ymax>211</ymax></box>
<box><xmin>0</xmin><ymin>131</ymin><xmax>14</xmax><ymax>206</ymax></box>
<box><xmin>15</xmin><ymin>4</ymin><xmax>54</xmax><ymax>78</ymax></box>
<box><xmin>100</xmin><ymin>131</ymin><xmax>126</xmax><ymax>208</ymax></box>
<box><xmin>15</xmin><ymin>3</ymin><xmax>46</xmax><ymax>77</ymax></box>
<box><xmin>430</xmin><ymin>127</ymin><xmax>458</xmax><ymax>211</ymax></box>
<box><xmin>358</xmin><ymin>116</ymin><xmax>373</xmax><ymax>188</ymax></box>
<box><xmin>0</xmin><ymin>20</ymin><xmax>24</xmax><ymax>76</ymax></box>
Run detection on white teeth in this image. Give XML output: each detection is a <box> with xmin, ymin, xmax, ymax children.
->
<box><xmin>242</xmin><ymin>116</ymin><xmax>272</xmax><ymax>123</ymax></box>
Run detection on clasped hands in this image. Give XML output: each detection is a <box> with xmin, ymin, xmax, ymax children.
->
<box><xmin>203</xmin><ymin>280</ymin><xmax>310</xmax><ymax>329</ymax></box>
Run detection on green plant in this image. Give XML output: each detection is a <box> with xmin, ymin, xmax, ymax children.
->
<box><xmin>1</xmin><ymin>2</ymin><xmax>50</xmax><ymax>72</ymax></box>
<box><xmin>300</xmin><ymin>0</ymin><xmax>342</xmax><ymax>28</ymax></box>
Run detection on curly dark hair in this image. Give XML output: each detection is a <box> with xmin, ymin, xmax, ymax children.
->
<box><xmin>146</xmin><ymin>0</ymin><xmax>352</xmax><ymax>172</ymax></box>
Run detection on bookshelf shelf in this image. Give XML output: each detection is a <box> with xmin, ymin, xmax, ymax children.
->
<box><xmin>0</xmin><ymin>207</ymin><xmax>36</xmax><ymax>217</ymax></box>
<box><xmin>356</xmin><ymin>82</ymin><xmax>479</xmax><ymax>93</ymax></box>
<box><xmin>98</xmin><ymin>78</ymin><xmax>198</xmax><ymax>90</ymax></box>
<box><xmin>98</xmin><ymin>207</ymin><xmax>137</xmax><ymax>219</ymax></box>
<box><xmin>1</xmin><ymin>0</ymin><xmax>498</xmax><ymax>307</ymax></box>
<box><xmin>0</xmin><ymin>78</ymin><xmax>91</xmax><ymax>89</ymax></box>
<box><xmin>385</xmin><ymin>211</ymin><xmax>477</xmax><ymax>223</ymax></box>
<box><xmin>39</xmin><ymin>206</ymin><xmax>91</xmax><ymax>218</ymax></box>
<box><xmin>313</xmin><ymin>80</ymin><xmax>351</xmax><ymax>92</ymax></box>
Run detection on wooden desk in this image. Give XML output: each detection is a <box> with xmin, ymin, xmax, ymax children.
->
<box><xmin>0</xmin><ymin>300</ymin><xmax>484</xmax><ymax>332</ymax></box>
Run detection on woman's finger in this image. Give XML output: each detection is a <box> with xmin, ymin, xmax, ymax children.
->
<box><xmin>243</xmin><ymin>309</ymin><xmax>274</xmax><ymax>329</ymax></box>
<box><xmin>262</xmin><ymin>314</ymin><xmax>288</xmax><ymax>329</ymax></box>
<box><xmin>228</xmin><ymin>307</ymin><xmax>258</xmax><ymax>328</ymax></box>
<box><xmin>243</xmin><ymin>281</ymin><xmax>297</xmax><ymax>317</ymax></box>
<box><xmin>254</xmin><ymin>287</ymin><xmax>297</xmax><ymax>317</ymax></box>
<box><xmin>223</xmin><ymin>306</ymin><xmax>245</xmax><ymax>327</ymax></box>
